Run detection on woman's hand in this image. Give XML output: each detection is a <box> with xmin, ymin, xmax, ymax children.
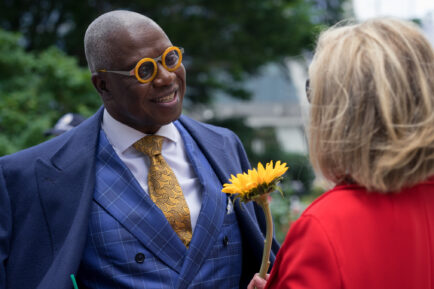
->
<box><xmin>247</xmin><ymin>273</ymin><xmax>270</xmax><ymax>289</ymax></box>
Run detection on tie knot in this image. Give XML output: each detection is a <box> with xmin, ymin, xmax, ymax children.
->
<box><xmin>133</xmin><ymin>135</ymin><xmax>165</xmax><ymax>157</ymax></box>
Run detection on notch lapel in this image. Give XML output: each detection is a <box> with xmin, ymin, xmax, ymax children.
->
<box><xmin>177</xmin><ymin>116</ymin><xmax>247</xmax><ymax>185</ymax></box>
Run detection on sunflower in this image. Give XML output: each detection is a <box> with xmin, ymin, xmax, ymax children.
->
<box><xmin>222</xmin><ymin>160</ymin><xmax>288</xmax><ymax>203</ymax></box>
<box><xmin>222</xmin><ymin>160</ymin><xmax>289</xmax><ymax>279</ymax></box>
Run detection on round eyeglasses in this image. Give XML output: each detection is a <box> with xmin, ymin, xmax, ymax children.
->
<box><xmin>98</xmin><ymin>46</ymin><xmax>184</xmax><ymax>83</ymax></box>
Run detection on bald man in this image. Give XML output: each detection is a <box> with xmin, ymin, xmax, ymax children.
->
<box><xmin>0</xmin><ymin>10</ymin><xmax>279</xmax><ymax>289</ymax></box>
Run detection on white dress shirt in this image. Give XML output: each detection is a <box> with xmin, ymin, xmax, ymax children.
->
<box><xmin>101</xmin><ymin>109</ymin><xmax>202</xmax><ymax>231</ymax></box>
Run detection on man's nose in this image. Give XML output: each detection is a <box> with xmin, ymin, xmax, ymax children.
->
<box><xmin>153</xmin><ymin>63</ymin><xmax>176</xmax><ymax>86</ymax></box>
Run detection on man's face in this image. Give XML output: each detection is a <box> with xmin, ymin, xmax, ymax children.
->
<box><xmin>98</xmin><ymin>24</ymin><xmax>186</xmax><ymax>134</ymax></box>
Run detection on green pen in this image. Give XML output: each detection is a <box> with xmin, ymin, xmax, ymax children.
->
<box><xmin>70</xmin><ymin>274</ymin><xmax>79</xmax><ymax>289</ymax></box>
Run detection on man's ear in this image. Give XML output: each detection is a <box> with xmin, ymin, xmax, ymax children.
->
<box><xmin>91</xmin><ymin>74</ymin><xmax>109</xmax><ymax>97</ymax></box>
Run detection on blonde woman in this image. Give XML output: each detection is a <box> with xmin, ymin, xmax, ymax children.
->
<box><xmin>249</xmin><ymin>18</ymin><xmax>434</xmax><ymax>289</ymax></box>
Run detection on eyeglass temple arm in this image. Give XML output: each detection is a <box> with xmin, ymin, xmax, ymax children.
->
<box><xmin>98</xmin><ymin>69</ymin><xmax>134</xmax><ymax>76</ymax></box>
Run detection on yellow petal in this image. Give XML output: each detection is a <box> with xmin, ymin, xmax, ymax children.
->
<box><xmin>222</xmin><ymin>160</ymin><xmax>289</xmax><ymax>199</ymax></box>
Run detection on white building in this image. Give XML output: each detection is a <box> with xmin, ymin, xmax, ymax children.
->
<box><xmin>422</xmin><ymin>12</ymin><xmax>434</xmax><ymax>45</ymax></box>
<box><xmin>189</xmin><ymin>60</ymin><xmax>310</xmax><ymax>155</ymax></box>
<box><xmin>189</xmin><ymin>0</ymin><xmax>434</xmax><ymax>157</ymax></box>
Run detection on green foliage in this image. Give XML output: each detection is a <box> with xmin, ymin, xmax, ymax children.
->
<box><xmin>269</xmin><ymin>193</ymin><xmax>292</xmax><ymax>243</ymax></box>
<box><xmin>0</xmin><ymin>0</ymin><xmax>349</xmax><ymax>240</ymax></box>
<box><xmin>153</xmin><ymin>0</ymin><xmax>317</xmax><ymax>104</ymax></box>
<box><xmin>0</xmin><ymin>29</ymin><xmax>100</xmax><ymax>156</ymax></box>
<box><xmin>0</xmin><ymin>0</ymin><xmax>320</xmax><ymax>105</ymax></box>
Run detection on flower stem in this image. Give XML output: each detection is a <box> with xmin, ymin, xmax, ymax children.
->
<box><xmin>258</xmin><ymin>196</ymin><xmax>273</xmax><ymax>279</ymax></box>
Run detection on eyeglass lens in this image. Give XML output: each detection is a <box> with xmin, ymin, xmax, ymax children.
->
<box><xmin>137</xmin><ymin>49</ymin><xmax>181</xmax><ymax>80</ymax></box>
<box><xmin>138</xmin><ymin>62</ymin><xmax>155</xmax><ymax>80</ymax></box>
<box><xmin>305</xmin><ymin>79</ymin><xmax>311</xmax><ymax>103</ymax></box>
<box><xmin>165</xmin><ymin>50</ymin><xmax>181</xmax><ymax>68</ymax></box>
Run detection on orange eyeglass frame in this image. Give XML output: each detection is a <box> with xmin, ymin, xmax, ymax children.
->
<box><xmin>98</xmin><ymin>46</ymin><xmax>183</xmax><ymax>83</ymax></box>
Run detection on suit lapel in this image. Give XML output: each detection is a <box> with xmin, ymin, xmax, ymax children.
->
<box><xmin>35</xmin><ymin>110</ymin><xmax>100</xmax><ymax>254</ymax></box>
<box><xmin>174</xmin><ymin>122</ymin><xmax>227</xmax><ymax>288</ymax></box>
<box><xmin>34</xmin><ymin>109</ymin><xmax>101</xmax><ymax>289</ymax></box>
<box><xmin>94</xmin><ymin>130</ymin><xmax>186</xmax><ymax>273</ymax></box>
<box><xmin>178</xmin><ymin>116</ymin><xmax>247</xmax><ymax>185</ymax></box>
<box><xmin>35</xmin><ymin>154</ymin><xmax>95</xmax><ymax>254</ymax></box>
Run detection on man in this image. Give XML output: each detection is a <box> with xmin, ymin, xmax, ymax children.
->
<box><xmin>0</xmin><ymin>10</ymin><xmax>279</xmax><ymax>289</ymax></box>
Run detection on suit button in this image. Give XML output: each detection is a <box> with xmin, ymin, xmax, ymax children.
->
<box><xmin>135</xmin><ymin>253</ymin><xmax>145</xmax><ymax>263</ymax></box>
<box><xmin>223</xmin><ymin>236</ymin><xmax>229</xmax><ymax>247</ymax></box>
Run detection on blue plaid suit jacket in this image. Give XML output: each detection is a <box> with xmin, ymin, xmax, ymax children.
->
<box><xmin>78</xmin><ymin>126</ymin><xmax>243</xmax><ymax>288</ymax></box>
<box><xmin>0</xmin><ymin>107</ymin><xmax>279</xmax><ymax>289</ymax></box>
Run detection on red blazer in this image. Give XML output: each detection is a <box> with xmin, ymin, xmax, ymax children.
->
<box><xmin>265</xmin><ymin>178</ymin><xmax>434</xmax><ymax>289</ymax></box>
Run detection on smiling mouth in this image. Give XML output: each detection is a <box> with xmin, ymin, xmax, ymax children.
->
<box><xmin>153</xmin><ymin>91</ymin><xmax>177</xmax><ymax>103</ymax></box>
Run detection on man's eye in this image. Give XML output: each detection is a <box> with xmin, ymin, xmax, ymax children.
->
<box><xmin>165</xmin><ymin>51</ymin><xmax>179</xmax><ymax>67</ymax></box>
<box><xmin>138</xmin><ymin>61</ymin><xmax>155</xmax><ymax>79</ymax></box>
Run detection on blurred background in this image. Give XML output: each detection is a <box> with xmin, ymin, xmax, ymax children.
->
<box><xmin>1</xmin><ymin>0</ymin><xmax>433</xmax><ymax>242</ymax></box>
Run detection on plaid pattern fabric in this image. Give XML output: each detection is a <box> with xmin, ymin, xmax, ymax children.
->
<box><xmin>175</xmin><ymin>122</ymin><xmax>243</xmax><ymax>288</ymax></box>
<box><xmin>78</xmin><ymin>125</ymin><xmax>242</xmax><ymax>289</ymax></box>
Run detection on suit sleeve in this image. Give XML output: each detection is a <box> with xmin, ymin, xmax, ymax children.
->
<box><xmin>265</xmin><ymin>215</ymin><xmax>342</xmax><ymax>289</ymax></box>
<box><xmin>0</xmin><ymin>165</ymin><xmax>12</xmax><ymax>287</ymax></box>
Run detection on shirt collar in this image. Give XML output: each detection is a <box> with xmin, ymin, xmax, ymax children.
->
<box><xmin>102</xmin><ymin>109</ymin><xmax>180</xmax><ymax>153</ymax></box>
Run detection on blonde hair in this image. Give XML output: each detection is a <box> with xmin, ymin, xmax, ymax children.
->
<box><xmin>308</xmin><ymin>18</ymin><xmax>434</xmax><ymax>193</ymax></box>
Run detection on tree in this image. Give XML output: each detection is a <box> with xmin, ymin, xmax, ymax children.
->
<box><xmin>0</xmin><ymin>29</ymin><xmax>99</xmax><ymax>156</ymax></box>
<box><xmin>0</xmin><ymin>0</ymin><xmax>317</xmax><ymax>104</ymax></box>
<box><xmin>309</xmin><ymin>0</ymin><xmax>353</xmax><ymax>26</ymax></box>
<box><xmin>0</xmin><ymin>0</ymin><xmax>352</xmax><ymax>155</ymax></box>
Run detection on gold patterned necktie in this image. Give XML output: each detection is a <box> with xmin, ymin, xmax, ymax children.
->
<box><xmin>133</xmin><ymin>135</ymin><xmax>192</xmax><ymax>247</ymax></box>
